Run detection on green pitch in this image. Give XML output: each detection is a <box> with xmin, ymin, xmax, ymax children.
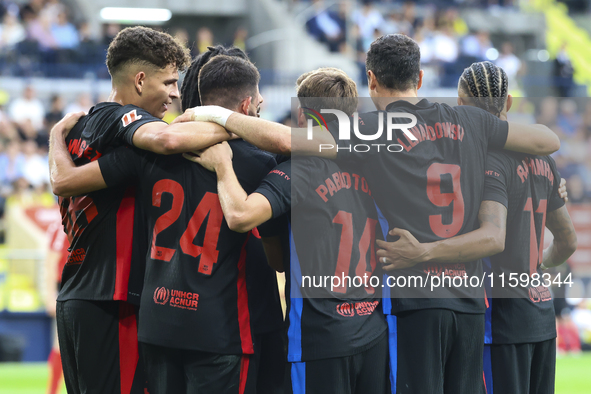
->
<box><xmin>0</xmin><ymin>354</ymin><xmax>590</xmax><ymax>393</ymax></box>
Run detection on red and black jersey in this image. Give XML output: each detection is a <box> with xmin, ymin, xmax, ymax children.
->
<box><xmin>256</xmin><ymin>157</ymin><xmax>387</xmax><ymax>362</ymax></box>
<box><xmin>328</xmin><ymin>99</ymin><xmax>509</xmax><ymax>314</ymax></box>
<box><xmin>58</xmin><ymin>102</ymin><xmax>163</xmax><ymax>304</ymax></box>
<box><xmin>483</xmin><ymin>150</ymin><xmax>564</xmax><ymax>344</ymax></box>
<box><xmin>99</xmin><ymin>140</ymin><xmax>277</xmax><ymax>355</ymax></box>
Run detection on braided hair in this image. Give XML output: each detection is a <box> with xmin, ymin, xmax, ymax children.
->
<box><xmin>180</xmin><ymin>45</ymin><xmax>249</xmax><ymax>111</ymax></box>
<box><xmin>458</xmin><ymin>61</ymin><xmax>508</xmax><ymax>117</ymax></box>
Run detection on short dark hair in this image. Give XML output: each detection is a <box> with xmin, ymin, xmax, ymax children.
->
<box><xmin>458</xmin><ymin>61</ymin><xmax>508</xmax><ymax>117</ymax></box>
<box><xmin>366</xmin><ymin>34</ymin><xmax>421</xmax><ymax>92</ymax></box>
<box><xmin>297</xmin><ymin>68</ymin><xmax>358</xmax><ymax>120</ymax></box>
<box><xmin>106</xmin><ymin>26</ymin><xmax>191</xmax><ymax>80</ymax></box>
<box><xmin>180</xmin><ymin>45</ymin><xmax>249</xmax><ymax>110</ymax></box>
<box><xmin>198</xmin><ymin>55</ymin><xmax>260</xmax><ymax>110</ymax></box>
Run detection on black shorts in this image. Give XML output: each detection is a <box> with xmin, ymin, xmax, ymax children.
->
<box><xmin>287</xmin><ymin>331</ymin><xmax>388</xmax><ymax>394</ymax></box>
<box><xmin>141</xmin><ymin>342</ymin><xmax>250</xmax><ymax>394</ymax></box>
<box><xmin>56</xmin><ymin>300</ymin><xmax>145</xmax><ymax>394</ymax></box>
<box><xmin>245</xmin><ymin>329</ymin><xmax>287</xmax><ymax>394</ymax></box>
<box><xmin>387</xmin><ymin>309</ymin><xmax>485</xmax><ymax>394</ymax></box>
<box><xmin>484</xmin><ymin>338</ymin><xmax>556</xmax><ymax>394</ymax></box>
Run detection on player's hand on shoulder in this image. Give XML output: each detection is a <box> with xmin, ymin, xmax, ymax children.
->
<box><xmin>559</xmin><ymin>178</ymin><xmax>568</xmax><ymax>202</ymax></box>
<box><xmin>52</xmin><ymin>111</ymin><xmax>85</xmax><ymax>138</ymax></box>
<box><xmin>183</xmin><ymin>141</ymin><xmax>233</xmax><ymax>172</ymax></box>
<box><xmin>376</xmin><ymin>228</ymin><xmax>428</xmax><ymax>270</ymax></box>
<box><xmin>173</xmin><ymin>106</ymin><xmax>234</xmax><ymax>127</ymax></box>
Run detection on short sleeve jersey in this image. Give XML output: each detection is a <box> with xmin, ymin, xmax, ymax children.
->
<box><xmin>328</xmin><ymin>99</ymin><xmax>509</xmax><ymax>314</ymax></box>
<box><xmin>483</xmin><ymin>150</ymin><xmax>564</xmax><ymax>344</ymax></box>
<box><xmin>256</xmin><ymin>157</ymin><xmax>387</xmax><ymax>362</ymax></box>
<box><xmin>58</xmin><ymin>102</ymin><xmax>163</xmax><ymax>304</ymax></box>
<box><xmin>99</xmin><ymin>140</ymin><xmax>277</xmax><ymax>355</ymax></box>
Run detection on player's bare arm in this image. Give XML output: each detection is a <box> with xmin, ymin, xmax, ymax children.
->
<box><xmin>541</xmin><ymin>205</ymin><xmax>577</xmax><ymax>269</ymax></box>
<box><xmin>184</xmin><ymin>141</ymin><xmax>274</xmax><ymax>233</ymax></box>
<box><xmin>49</xmin><ymin>112</ymin><xmax>108</xmax><ymax>197</ymax></box>
<box><xmin>504</xmin><ymin>122</ymin><xmax>560</xmax><ymax>156</ymax></box>
<box><xmin>132</xmin><ymin>120</ymin><xmax>234</xmax><ymax>154</ymax></box>
<box><xmin>377</xmin><ymin>200</ymin><xmax>507</xmax><ymax>270</ymax></box>
<box><xmin>176</xmin><ymin>106</ymin><xmax>337</xmax><ymax>158</ymax></box>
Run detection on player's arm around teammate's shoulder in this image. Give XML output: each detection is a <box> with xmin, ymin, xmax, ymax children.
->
<box><xmin>504</xmin><ymin>119</ymin><xmax>560</xmax><ymax>156</ymax></box>
<box><xmin>49</xmin><ymin>111</ymin><xmax>108</xmax><ymax>197</ymax></box>
<box><xmin>176</xmin><ymin>105</ymin><xmax>338</xmax><ymax>158</ymax></box>
<box><xmin>377</xmin><ymin>200</ymin><xmax>507</xmax><ymax>270</ymax></box>
<box><xmin>184</xmin><ymin>141</ymin><xmax>274</xmax><ymax>233</ymax></box>
<box><xmin>132</xmin><ymin>117</ymin><xmax>234</xmax><ymax>155</ymax></box>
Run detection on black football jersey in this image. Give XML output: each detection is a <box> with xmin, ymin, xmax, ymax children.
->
<box><xmin>256</xmin><ymin>157</ymin><xmax>387</xmax><ymax>362</ymax></box>
<box><xmin>99</xmin><ymin>140</ymin><xmax>276</xmax><ymax>354</ymax></box>
<box><xmin>483</xmin><ymin>150</ymin><xmax>564</xmax><ymax>344</ymax></box>
<box><xmin>328</xmin><ymin>99</ymin><xmax>509</xmax><ymax>314</ymax></box>
<box><xmin>58</xmin><ymin>102</ymin><xmax>163</xmax><ymax>304</ymax></box>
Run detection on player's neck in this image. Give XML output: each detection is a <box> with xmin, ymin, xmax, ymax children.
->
<box><xmin>108</xmin><ymin>85</ymin><xmax>140</xmax><ymax>108</ymax></box>
<box><xmin>371</xmin><ymin>90</ymin><xmax>420</xmax><ymax>111</ymax></box>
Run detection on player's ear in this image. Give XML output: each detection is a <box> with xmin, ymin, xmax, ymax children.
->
<box><xmin>367</xmin><ymin>70</ymin><xmax>377</xmax><ymax>92</ymax></box>
<box><xmin>506</xmin><ymin>94</ymin><xmax>513</xmax><ymax>113</ymax></box>
<box><xmin>297</xmin><ymin>107</ymin><xmax>306</xmax><ymax>128</ymax></box>
<box><xmin>457</xmin><ymin>97</ymin><xmax>464</xmax><ymax>106</ymax></box>
<box><xmin>134</xmin><ymin>72</ymin><xmax>146</xmax><ymax>95</ymax></box>
<box><xmin>417</xmin><ymin>70</ymin><xmax>424</xmax><ymax>90</ymax></box>
<box><xmin>238</xmin><ymin>96</ymin><xmax>252</xmax><ymax>116</ymax></box>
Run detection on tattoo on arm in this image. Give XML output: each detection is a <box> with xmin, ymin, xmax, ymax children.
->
<box><xmin>546</xmin><ymin>206</ymin><xmax>577</xmax><ymax>248</ymax></box>
<box><xmin>478</xmin><ymin>200</ymin><xmax>507</xmax><ymax>230</ymax></box>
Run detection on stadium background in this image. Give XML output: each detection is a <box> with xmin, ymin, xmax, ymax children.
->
<box><xmin>0</xmin><ymin>0</ymin><xmax>590</xmax><ymax>392</ymax></box>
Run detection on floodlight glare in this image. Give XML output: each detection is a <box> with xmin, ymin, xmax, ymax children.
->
<box><xmin>100</xmin><ymin>7</ymin><xmax>172</xmax><ymax>23</ymax></box>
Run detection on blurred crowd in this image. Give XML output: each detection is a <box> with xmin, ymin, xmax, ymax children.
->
<box><xmin>0</xmin><ymin>0</ymin><xmax>250</xmax><ymax>78</ymax></box>
<box><xmin>0</xmin><ymin>85</ymin><xmax>99</xmax><ymax>241</ymax></box>
<box><xmin>305</xmin><ymin>0</ymin><xmax>540</xmax><ymax>90</ymax></box>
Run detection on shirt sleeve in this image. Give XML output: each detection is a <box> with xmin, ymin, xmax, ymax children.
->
<box><xmin>254</xmin><ymin>160</ymin><xmax>291</xmax><ymax>219</ymax></box>
<box><xmin>547</xmin><ymin>156</ymin><xmax>565</xmax><ymax>212</ymax></box>
<box><xmin>483</xmin><ymin>151</ymin><xmax>510</xmax><ymax>208</ymax></box>
<box><xmin>257</xmin><ymin>214</ymin><xmax>288</xmax><ymax>238</ymax></box>
<box><xmin>98</xmin><ymin>146</ymin><xmax>146</xmax><ymax>187</ymax></box>
<box><xmin>113</xmin><ymin>105</ymin><xmax>165</xmax><ymax>145</ymax></box>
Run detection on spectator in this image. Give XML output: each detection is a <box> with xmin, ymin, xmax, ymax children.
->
<box><xmin>495</xmin><ymin>41</ymin><xmax>522</xmax><ymax>90</ymax></box>
<box><xmin>461</xmin><ymin>30</ymin><xmax>492</xmax><ymax>61</ymax></box>
<box><xmin>8</xmin><ymin>85</ymin><xmax>45</xmax><ymax>135</ymax></box>
<box><xmin>173</xmin><ymin>28</ymin><xmax>189</xmax><ymax>47</ymax></box>
<box><xmin>51</xmin><ymin>11</ymin><xmax>79</xmax><ymax>49</ymax></box>
<box><xmin>44</xmin><ymin>94</ymin><xmax>63</xmax><ymax>137</ymax></box>
<box><xmin>0</xmin><ymin>140</ymin><xmax>25</xmax><ymax>187</ymax></box>
<box><xmin>21</xmin><ymin>139</ymin><xmax>48</xmax><ymax>188</ymax></box>
<box><xmin>233</xmin><ymin>26</ymin><xmax>248</xmax><ymax>53</ymax></box>
<box><xmin>0</xmin><ymin>105</ymin><xmax>17</xmax><ymax>142</ymax></box>
<box><xmin>40</xmin><ymin>0</ymin><xmax>64</xmax><ymax>25</ymax></box>
<box><xmin>381</xmin><ymin>12</ymin><xmax>413</xmax><ymax>36</ymax></box>
<box><xmin>101</xmin><ymin>23</ymin><xmax>120</xmax><ymax>46</ymax></box>
<box><xmin>556</xmin><ymin>99</ymin><xmax>581</xmax><ymax>136</ymax></box>
<box><xmin>27</xmin><ymin>13</ymin><xmax>58</xmax><ymax>51</ymax></box>
<box><xmin>64</xmin><ymin>92</ymin><xmax>91</xmax><ymax>115</ymax></box>
<box><xmin>0</xmin><ymin>12</ymin><xmax>26</xmax><ymax>52</ymax></box>
<box><xmin>352</xmin><ymin>1</ymin><xmax>384</xmax><ymax>42</ymax></box>
<box><xmin>194</xmin><ymin>27</ymin><xmax>213</xmax><ymax>56</ymax></box>
<box><xmin>306</xmin><ymin>0</ymin><xmax>345</xmax><ymax>53</ymax></box>
<box><xmin>554</xmin><ymin>43</ymin><xmax>575</xmax><ymax>97</ymax></box>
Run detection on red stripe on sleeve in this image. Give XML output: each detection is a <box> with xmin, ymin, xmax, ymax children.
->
<box><xmin>118</xmin><ymin>302</ymin><xmax>139</xmax><ymax>394</ymax></box>
<box><xmin>114</xmin><ymin>187</ymin><xmax>136</xmax><ymax>300</ymax></box>
<box><xmin>237</xmin><ymin>233</ymin><xmax>254</xmax><ymax>354</ymax></box>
